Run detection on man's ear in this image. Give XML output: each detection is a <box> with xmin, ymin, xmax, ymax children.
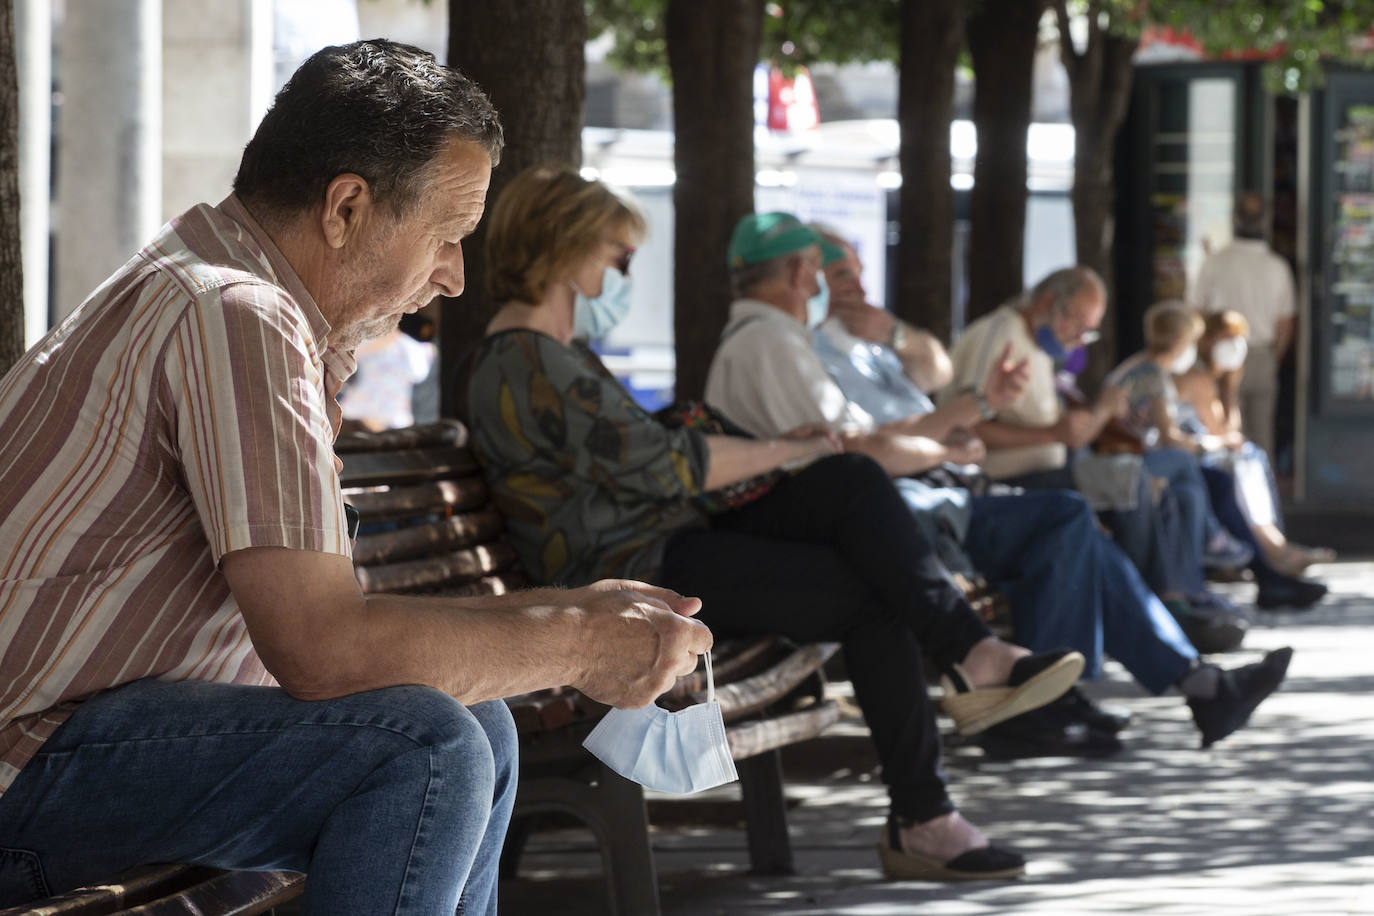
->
<box><xmin>319</xmin><ymin>174</ymin><xmax>373</xmax><ymax>250</ymax></box>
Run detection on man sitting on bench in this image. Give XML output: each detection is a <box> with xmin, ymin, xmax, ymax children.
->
<box><xmin>0</xmin><ymin>41</ymin><xmax>710</xmax><ymax>914</ymax></box>
<box><xmin>704</xmin><ymin>213</ymin><xmax>1293</xmax><ymax>756</ymax></box>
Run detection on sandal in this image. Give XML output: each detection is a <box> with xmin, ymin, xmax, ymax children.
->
<box><xmin>876</xmin><ymin>816</ymin><xmax>1025</xmax><ymax>881</ymax></box>
<box><xmin>939</xmin><ymin>649</ymin><xmax>1084</xmax><ymax>736</ymax></box>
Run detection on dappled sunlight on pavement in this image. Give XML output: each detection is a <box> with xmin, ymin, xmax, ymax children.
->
<box><xmin>502</xmin><ymin>561</ymin><xmax>1374</xmax><ymax>915</ymax></box>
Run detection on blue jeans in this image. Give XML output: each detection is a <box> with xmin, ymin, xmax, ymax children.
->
<box><xmin>0</xmin><ymin>679</ymin><xmax>517</xmax><ymax>914</ymax></box>
<box><xmin>1141</xmin><ymin>448</ymin><xmax>1210</xmax><ymax>595</ymax></box>
<box><xmin>964</xmin><ymin>490</ymin><xmax>1196</xmax><ymax>693</ymax></box>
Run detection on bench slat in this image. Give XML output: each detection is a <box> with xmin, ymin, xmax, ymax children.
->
<box><xmin>344</xmin><ymin>478</ymin><xmax>490</xmax><ymax>523</ymax></box>
<box><xmin>354</xmin><ymin>543</ymin><xmax>517</xmax><ymax>594</ymax></box>
<box><xmin>690</xmin><ymin>643</ymin><xmax>840</xmax><ymax>723</ymax></box>
<box><xmin>352</xmin><ymin>509</ymin><xmax>505</xmax><ymax>565</ymax></box>
<box><xmin>339</xmin><ymin>447</ymin><xmax>480</xmax><ymax>489</ymax></box>
<box><xmin>334</xmin><ymin>421</ymin><xmax>465</xmax><ymax>455</ymax></box>
<box><xmin>726</xmin><ymin>701</ymin><xmax>842</xmax><ymax>760</ymax></box>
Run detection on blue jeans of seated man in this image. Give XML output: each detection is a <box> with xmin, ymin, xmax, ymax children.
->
<box><xmin>0</xmin><ymin>678</ymin><xmax>517</xmax><ymax>915</ymax></box>
<box><xmin>963</xmin><ymin>489</ymin><xmax>1196</xmax><ymax>693</ymax></box>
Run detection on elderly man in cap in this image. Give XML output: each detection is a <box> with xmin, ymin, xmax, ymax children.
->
<box><xmin>707</xmin><ymin>212</ymin><xmax>1294</xmax><ymax>758</ymax></box>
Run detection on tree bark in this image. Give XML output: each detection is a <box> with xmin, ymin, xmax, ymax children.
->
<box><xmin>0</xmin><ymin>0</ymin><xmax>26</xmax><ymax>376</ymax></box>
<box><xmin>443</xmin><ymin>2</ymin><xmax>586</xmax><ymax>417</ymax></box>
<box><xmin>965</xmin><ymin>0</ymin><xmax>1048</xmax><ymax>322</ymax></box>
<box><xmin>896</xmin><ymin>0</ymin><xmax>961</xmax><ymax>344</ymax></box>
<box><xmin>1054</xmin><ymin>0</ymin><xmax>1137</xmax><ymax>392</ymax></box>
<box><xmin>666</xmin><ymin>0</ymin><xmax>763</xmax><ymax>402</ymax></box>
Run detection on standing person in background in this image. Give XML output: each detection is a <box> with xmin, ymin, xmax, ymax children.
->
<box><xmin>1193</xmin><ymin>191</ymin><xmax>1296</xmax><ymax>457</ymax></box>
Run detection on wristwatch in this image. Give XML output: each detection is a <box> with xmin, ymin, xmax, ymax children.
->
<box><xmin>973</xmin><ymin>390</ymin><xmax>997</xmax><ymax>421</ymax></box>
<box><xmin>888</xmin><ymin>320</ymin><xmax>907</xmax><ymax>352</ymax></box>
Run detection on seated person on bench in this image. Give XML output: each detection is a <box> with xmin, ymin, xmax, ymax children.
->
<box><xmin>0</xmin><ymin>42</ymin><xmax>710</xmax><ymax>914</ymax></box>
<box><xmin>463</xmin><ymin>164</ymin><xmax>1085</xmax><ymax>882</ymax></box>
<box><xmin>702</xmin><ymin>216</ymin><xmax>1291</xmax><ymax>757</ymax></box>
<box><xmin>1107</xmin><ymin>301</ymin><xmax>1325</xmax><ymax>612</ymax></box>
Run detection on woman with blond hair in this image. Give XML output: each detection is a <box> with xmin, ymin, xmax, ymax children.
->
<box><xmin>1176</xmin><ymin>311</ymin><xmax>1335</xmax><ymax>577</ymax></box>
<box><xmin>457</xmin><ymin>164</ymin><xmax>1113</xmax><ymax>881</ymax></box>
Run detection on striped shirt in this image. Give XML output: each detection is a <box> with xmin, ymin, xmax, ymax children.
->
<box><xmin>0</xmin><ymin>197</ymin><xmax>353</xmax><ymax>795</ymax></box>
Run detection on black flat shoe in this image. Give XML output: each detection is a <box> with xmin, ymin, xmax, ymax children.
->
<box><xmin>976</xmin><ymin>699</ymin><xmax>1124</xmax><ymax>760</ymax></box>
<box><xmin>1256</xmin><ymin>578</ymin><xmax>1328</xmax><ymax>611</ymax></box>
<box><xmin>1189</xmin><ymin>647</ymin><xmax>1294</xmax><ymax>748</ymax></box>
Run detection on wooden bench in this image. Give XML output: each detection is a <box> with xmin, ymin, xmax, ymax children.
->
<box><xmin>337</xmin><ymin>421</ymin><xmax>841</xmax><ymax>916</ymax></box>
<box><xmin>0</xmin><ymin>866</ymin><xmax>301</xmax><ymax>916</ymax></box>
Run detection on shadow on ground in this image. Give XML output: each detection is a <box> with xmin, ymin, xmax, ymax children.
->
<box><xmin>502</xmin><ymin>561</ymin><xmax>1374</xmax><ymax>915</ymax></box>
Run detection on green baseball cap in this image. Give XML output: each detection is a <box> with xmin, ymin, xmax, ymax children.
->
<box><xmin>728</xmin><ymin>212</ymin><xmax>821</xmax><ymax>268</ymax></box>
<box><xmin>818</xmin><ymin>237</ymin><xmax>848</xmax><ymax>267</ymax></box>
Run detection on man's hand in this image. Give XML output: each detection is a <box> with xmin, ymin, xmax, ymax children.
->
<box><xmin>782</xmin><ymin>423</ymin><xmax>844</xmax><ymax>456</ymax></box>
<box><xmin>981</xmin><ymin>342</ymin><xmax>1031</xmax><ymax>411</ymax></box>
<box><xmin>943</xmin><ymin>428</ymin><xmax>987</xmax><ymax>466</ymax></box>
<box><xmin>1055</xmin><ymin>407</ymin><xmax>1101</xmax><ymax>450</ymax></box>
<box><xmin>571</xmin><ymin>580</ymin><xmax>714</xmax><ymax>709</ymax></box>
<box><xmin>832</xmin><ymin>300</ymin><xmax>897</xmax><ymax>344</ymax></box>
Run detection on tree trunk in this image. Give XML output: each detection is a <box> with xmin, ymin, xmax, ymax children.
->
<box><xmin>443</xmin><ymin>2</ymin><xmax>586</xmax><ymax>417</ymax></box>
<box><xmin>965</xmin><ymin>0</ymin><xmax>1048</xmax><ymax>323</ymax></box>
<box><xmin>1054</xmin><ymin>0</ymin><xmax>1136</xmax><ymax>392</ymax></box>
<box><xmin>0</xmin><ymin>0</ymin><xmax>25</xmax><ymax>376</ymax></box>
<box><xmin>666</xmin><ymin>0</ymin><xmax>763</xmax><ymax>402</ymax></box>
<box><xmin>896</xmin><ymin>0</ymin><xmax>961</xmax><ymax>344</ymax></box>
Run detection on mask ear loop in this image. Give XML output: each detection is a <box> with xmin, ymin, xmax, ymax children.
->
<box><xmin>705</xmin><ymin>651</ymin><xmax>715</xmax><ymax>705</ymax></box>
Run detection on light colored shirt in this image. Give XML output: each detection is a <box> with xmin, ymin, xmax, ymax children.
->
<box><xmin>1192</xmin><ymin>238</ymin><xmax>1295</xmax><ymax>347</ymax></box>
<box><xmin>0</xmin><ymin>197</ymin><xmax>353</xmax><ymax>795</ymax></box>
<box><xmin>812</xmin><ymin>318</ymin><xmax>936</xmax><ymax>423</ymax></box>
<box><xmin>1105</xmin><ymin>352</ymin><xmax>1174</xmax><ymax>443</ymax></box>
<box><xmin>705</xmin><ymin>299</ymin><xmax>873</xmax><ymax>438</ymax></box>
<box><xmin>946</xmin><ymin>303</ymin><xmax>1064</xmax><ymax>479</ymax></box>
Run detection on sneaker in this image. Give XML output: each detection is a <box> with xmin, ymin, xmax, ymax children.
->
<box><xmin>1256</xmin><ymin>577</ymin><xmax>1328</xmax><ymax>611</ymax></box>
<box><xmin>1188</xmin><ymin>647</ymin><xmax>1294</xmax><ymax>748</ymax></box>
<box><xmin>1202</xmin><ymin>528</ymin><xmax>1254</xmax><ymax>571</ymax></box>
<box><xmin>940</xmin><ymin>649</ymin><xmax>1085</xmax><ymax>736</ymax></box>
<box><xmin>976</xmin><ymin>699</ymin><xmax>1124</xmax><ymax>760</ymax></box>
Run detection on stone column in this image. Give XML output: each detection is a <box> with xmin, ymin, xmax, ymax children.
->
<box><xmin>162</xmin><ymin>0</ymin><xmax>274</xmax><ymax>223</ymax></box>
<box><xmin>54</xmin><ymin>0</ymin><xmax>161</xmax><ymax>320</ymax></box>
<box><xmin>15</xmin><ymin>0</ymin><xmax>50</xmax><ymax>345</ymax></box>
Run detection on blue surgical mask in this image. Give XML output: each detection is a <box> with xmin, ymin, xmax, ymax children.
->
<box><xmin>582</xmin><ymin>651</ymin><xmax>738</xmax><ymax>796</ymax></box>
<box><xmin>805</xmin><ymin>272</ymin><xmax>830</xmax><ymax>328</ymax></box>
<box><xmin>1035</xmin><ymin>323</ymin><xmax>1068</xmax><ymax>361</ymax></box>
<box><xmin>573</xmin><ymin>267</ymin><xmax>634</xmax><ymax>340</ymax></box>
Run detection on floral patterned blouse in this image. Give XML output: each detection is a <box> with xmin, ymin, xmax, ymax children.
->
<box><xmin>465</xmin><ymin>329</ymin><xmax>710</xmax><ymax>586</ymax></box>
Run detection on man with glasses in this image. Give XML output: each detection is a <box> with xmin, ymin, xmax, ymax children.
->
<box><xmin>947</xmin><ymin>267</ymin><xmax>1248</xmax><ymax>653</ymax></box>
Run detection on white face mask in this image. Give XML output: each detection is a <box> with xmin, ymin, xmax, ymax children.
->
<box><xmin>1211</xmin><ymin>337</ymin><xmax>1248</xmax><ymax>372</ymax></box>
<box><xmin>805</xmin><ymin>272</ymin><xmax>830</xmax><ymax>328</ymax></box>
<box><xmin>582</xmin><ymin>651</ymin><xmax>738</xmax><ymax>796</ymax></box>
<box><xmin>572</xmin><ymin>267</ymin><xmax>634</xmax><ymax>341</ymax></box>
<box><xmin>1170</xmin><ymin>343</ymin><xmax>1197</xmax><ymax>374</ymax></box>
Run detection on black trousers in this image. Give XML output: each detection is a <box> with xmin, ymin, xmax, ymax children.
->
<box><xmin>658</xmin><ymin>453</ymin><xmax>990</xmax><ymax>821</ymax></box>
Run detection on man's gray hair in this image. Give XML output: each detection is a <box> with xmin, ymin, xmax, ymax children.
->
<box><xmin>1029</xmin><ymin>266</ymin><xmax>1105</xmax><ymax>315</ymax></box>
<box><xmin>233</xmin><ymin>39</ymin><xmax>504</xmax><ymax>226</ymax></box>
<box><xmin>730</xmin><ymin>255</ymin><xmax>797</xmax><ymax>299</ymax></box>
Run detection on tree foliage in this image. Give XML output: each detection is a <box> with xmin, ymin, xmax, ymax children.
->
<box><xmin>586</xmin><ymin>0</ymin><xmax>899</xmax><ymax>76</ymax></box>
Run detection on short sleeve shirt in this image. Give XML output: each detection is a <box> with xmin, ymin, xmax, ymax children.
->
<box><xmin>946</xmin><ymin>303</ymin><xmax>1065</xmax><ymax>479</ymax></box>
<box><xmin>704</xmin><ymin>300</ymin><xmax>874</xmax><ymax>438</ymax></box>
<box><xmin>0</xmin><ymin>197</ymin><xmax>352</xmax><ymax>795</ymax></box>
<box><xmin>813</xmin><ymin>318</ymin><xmax>936</xmax><ymax>422</ymax></box>
<box><xmin>465</xmin><ymin>330</ymin><xmax>710</xmax><ymax>586</ymax></box>
<box><xmin>1105</xmin><ymin>353</ymin><xmax>1176</xmax><ymax>441</ymax></box>
<box><xmin>1192</xmin><ymin>239</ymin><xmax>1295</xmax><ymax>347</ymax></box>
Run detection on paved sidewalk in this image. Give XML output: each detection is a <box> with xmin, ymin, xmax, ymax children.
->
<box><xmin>502</xmin><ymin>561</ymin><xmax>1374</xmax><ymax>915</ymax></box>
